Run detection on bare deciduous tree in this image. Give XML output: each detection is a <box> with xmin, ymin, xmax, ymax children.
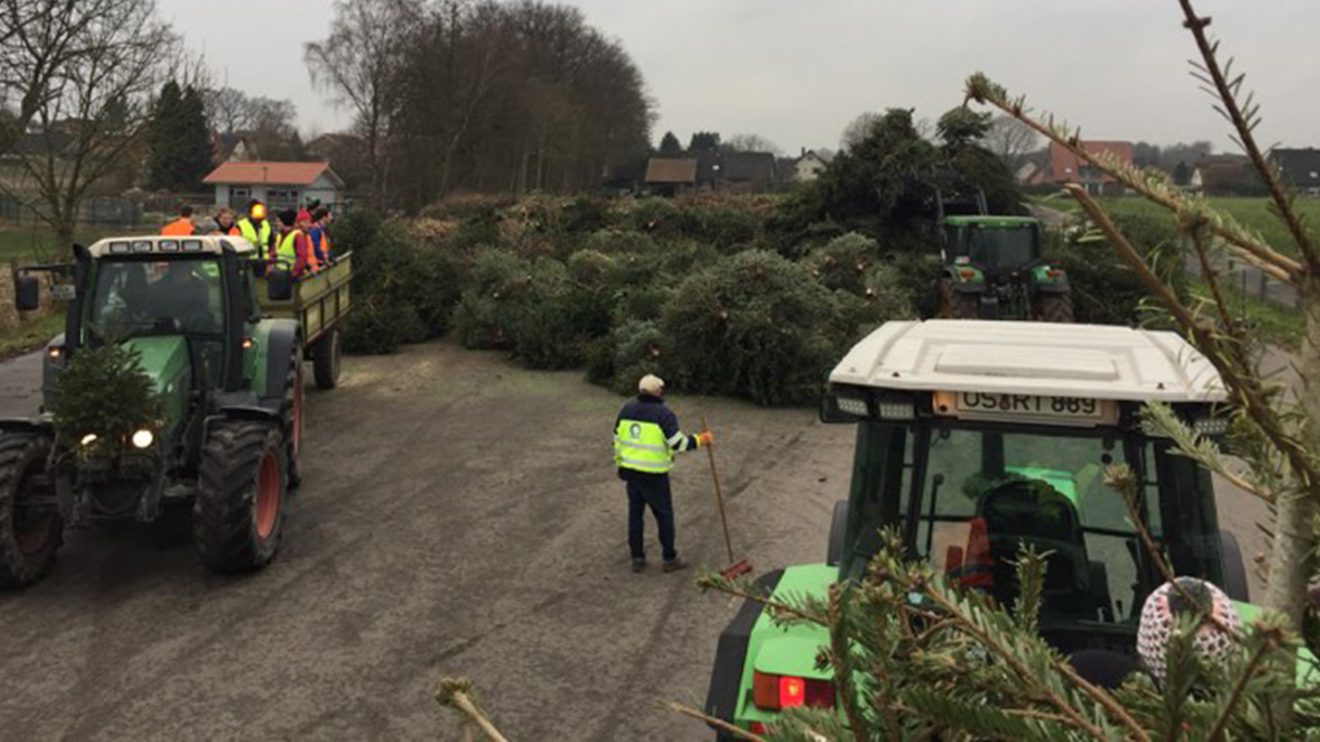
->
<box><xmin>1</xmin><ymin>0</ymin><xmax>175</xmax><ymax>250</ymax></box>
<box><xmin>723</xmin><ymin>133</ymin><xmax>781</xmax><ymax>155</ymax></box>
<box><xmin>984</xmin><ymin>114</ymin><xmax>1039</xmax><ymax>171</ymax></box>
<box><xmin>305</xmin><ymin>0</ymin><xmax>421</xmax><ymax>199</ymax></box>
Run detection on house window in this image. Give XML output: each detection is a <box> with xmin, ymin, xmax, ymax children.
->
<box><xmin>229</xmin><ymin>186</ymin><xmax>250</xmax><ymax>204</ymax></box>
<box><xmin>266</xmin><ymin>189</ymin><xmax>301</xmax><ymax>210</ymax></box>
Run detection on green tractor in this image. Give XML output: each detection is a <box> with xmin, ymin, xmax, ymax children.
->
<box><xmin>935</xmin><ymin>214</ymin><xmax>1073</xmax><ymax>322</ymax></box>
<box><xmin>703</xmin><ymin>319</ymin><xmax>1296</xmax><ymax>737</ymax></box>
<box><xmin>0</xmin><ymin>235</ymin><xmax>311</xmax><ymax>587</ymax></box>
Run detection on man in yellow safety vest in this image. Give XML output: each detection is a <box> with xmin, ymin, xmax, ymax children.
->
<box><xmin>612</xmin><ymin>374</ymin><xmax>713</xmax><ymax>573</ymax></box>
<box><xmin>237</xmin><ymin>200</ymin><xmax>275</xmax><ymax>259</ymax></box>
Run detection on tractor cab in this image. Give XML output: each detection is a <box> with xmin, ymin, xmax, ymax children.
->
<box><xmin>705</xmin><ymin>320</ymin><xmax>1254</xmax><ymax>736</ymax></box>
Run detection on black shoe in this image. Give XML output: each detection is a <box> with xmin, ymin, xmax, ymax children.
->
<box><xmin>662</xmin><ymin>558</ymin><xmax>688</xmax><ymax>573</ymax></box>
<box><xmin>632</xmin><ymin>559</ymin><xmax>647</xmax><ymax>573</ymax></box>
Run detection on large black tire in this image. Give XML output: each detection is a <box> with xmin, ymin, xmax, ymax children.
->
<box><xmin>281</xmin><ymin>345</ymin><xmax>304</xmax><ymax>490</ymax></box>
<box><xmin>1218</xmin><ymin>529</ymin><xmax>1250</xmax><ymax>602</ymax></box>
<box><xmin>1035</xmin><ymin>292</ymin><xmax>1075</xmax><ymax>323</ymax></box>
<box><xmin>0</xmin><ymin>432</ymin><xmax>62</xmax><ymax>587</ymax></box>
<box><xmin>826</xmin><ymin>500</ymin><xmax>849</xmax><ymax>566</ymax></box>
<box><xmin>312</xmin><ymin>327</ymin><xmax>341</xmax><ymax>390</ymax></box>
<box><xmin>193</xmin><ymin>420</ymin><xmax>287</xmax><ymax>573</ymax></box>
<box><xmin>939</xmin><ymin>277</ymin><xmax>980</xmax><ymax>319</ymax></box>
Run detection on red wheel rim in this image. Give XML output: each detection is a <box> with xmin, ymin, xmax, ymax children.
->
<box><xmin>254</xmin><ymin>451</ymin><xmax>280</xmax><ymax>539</ymax></box>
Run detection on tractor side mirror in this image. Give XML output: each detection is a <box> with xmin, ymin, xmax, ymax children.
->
<box><xmin>266</xmin><ymin>268</ymin><xmax>294</xmax><ymax>302</ymax></box>
<box><xmin>14</xmin><ymin>274</ymin><xmax>39</xmax><ymax>312</ymax></box>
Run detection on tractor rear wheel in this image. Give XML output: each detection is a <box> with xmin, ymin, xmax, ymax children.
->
<box><xmin>312</xmin><ymin>327</ymin><xmax>341</xmax><ymax>390</ymax></box>
<box><xmin>1035</xmin><ymin>292</ymin><xmax>1075</xmax><ymax>323</ymax></box>
<box><xmin>193</xmin><ymin>420</ymin><xmax>287</xmax><ymax>573</ymax></box>
<box><xmin>939</xmin><ymin>278</ymin><xmax>980</xmax><ymax>319</ymax></box>
<box><xmin>281</xmin><ymin>346</ymin><xmax>304</xmax><ymax>490</ymax></box>
<box><xmin>0</xmin><ymin>432</ymin><xmax>62</xmax><ymax>588</ymax></box>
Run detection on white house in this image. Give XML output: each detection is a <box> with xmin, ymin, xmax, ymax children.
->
<box><xmin>794</xmin><ymin>149</ymin><xmax>832</xmax><ymax>182</ymax></box>
<box><xmin>202</xmin><ymin>161</ymin><xmax>346</xmax><ymax>211</ymax></box>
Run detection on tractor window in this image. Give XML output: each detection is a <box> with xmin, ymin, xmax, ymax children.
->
<box><xmin>912</xmin><ymin>425</ymin><xmax>1156</xmax><ymax>626</ymax></box>
<box><xmin>86</xmin><ymin>259</ymin><xmax>225</xmax><ymax>342</ymax></box>
<box><xmin>841</xmin><ymin>422</ymin><xmax>912</xmax><ymax>578</ymax></box>
<box><xmin>964</xmin><ymin>226</ymin><xmax>1038</xmax><ymax>270</ymax></box>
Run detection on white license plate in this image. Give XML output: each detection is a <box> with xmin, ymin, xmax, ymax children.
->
<box><xmin>50</xmin><ymin>284</ymin><xmax>76</xmax><ymax>301</ymax></box>
<box><xmin>954</xmin><ymin>392</ymin><xmax>1103</xmax><ymax>421</ymax></box>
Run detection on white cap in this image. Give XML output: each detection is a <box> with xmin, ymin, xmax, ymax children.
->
<box><xmin>638</xmin><ymin>374</ymin><xmax>665</xmax><ymax>396</ymax></box>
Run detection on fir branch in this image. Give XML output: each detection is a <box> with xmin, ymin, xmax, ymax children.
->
<box><xmin>666</xmin><ymin>703</ymin><xmax>765</xmax><ymax>741</ymax></box>
<box><xmin>827</xmin><ymin>583</ymin><xmax>869</xmax><ymax>742</ymax></box>
<box><xmin>1175</xmin><ymin>0</ymin><xmax>1319</xmax><ymax>271</ymax></box>
<box><xmin>1206</xmin><ymin>635</ymin><xmax>1273</xmax><ymax>742</ymax></box>
<box><xmin>1142</xmin><ymin>403</ymin><xmax>1274</xmax><ymax>503</ymax></box>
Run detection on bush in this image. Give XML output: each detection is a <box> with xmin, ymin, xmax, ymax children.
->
<box><xmin>1047</xmin><ymin>211</ymin><xmax>1184</xmax><ymax>326</ymax></box>
<box><xmin>663</xmin><ymin>250</ymin><xmax>847</xmax><ymax>406</ymax></box>
<box><xmin>601</xmin><ymin>320</ymin><xmax>671</xmax><ymax>395</ymax></box>
<box><xmin>807</xmin><ymin>232</ymin><xmax>881</xmax><ymax>294</ymax></box>
<box><xmin>50</xmin><ymin>344</ymin><xmax>163</xmax><ymax>460</ymax></box>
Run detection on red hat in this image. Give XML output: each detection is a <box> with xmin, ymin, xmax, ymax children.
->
<box><xmin>296</xmin><ymin>209</ymin><xmax>312</xmax><ymax>224</ymax></box>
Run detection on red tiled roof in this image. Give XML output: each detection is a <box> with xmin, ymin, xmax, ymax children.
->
<box><xmin>645</xmin><ymin>158</ymin><xmax>697</xmax><ymax>184</ymax></box>
<box><xmin>203</xmin><ymin>161</ymin><xmax>332</xmax><ymax>186</ymax></box>
<box><xmin>1046</xmin><ymin>140</ymin><xmax>1135</xmax><ymax>183</ymax></box>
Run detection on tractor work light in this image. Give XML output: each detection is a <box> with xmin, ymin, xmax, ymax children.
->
<box><xmin>131</xmin><ymin>241</ymin><xmax>152</xmax><ymax>253</ymax></box>
<box><xmin>131</xmin><ymin>429</ymin><xmax>154</xmax><ymax>449</ymax></box>
<box><xmin>1193</xmin><ymin>417</ymin><xmax>1230</xmax><ymax>437</ymax></box>
<box><xmin>877</xmin><ymin>399</ymin><xmax>915</xmax><ymax>421</ymax></box>
<box><xmin>834</xmin><ymin>395</ymin><xmax>869</xmax><ymax>417</ymax></box>
<box><xmin>80</xmin><ymin>433</ymin><xmax>98</xmax><ymax>447</ymax></box>
<box><xmin>182</xmin><ymin>240</ymin><xmax>203</xmax><ymax>252</ymax></box>
<box><xmin>158</xmin><ymin>240</ymin><xmax>179</xmax><ymax>252</ymax></box>
<box><xmin>109</xmin><ymin>241</ymin><xmax>131</xmax><ymax>254</ymax></box>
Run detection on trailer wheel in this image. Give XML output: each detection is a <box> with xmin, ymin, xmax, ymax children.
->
<box><xmin>194</xmin><ymin>420</ymin><xmax>286</xmax><ymax>573</ymax></box>
<box><xmin>281</xmin><ymin>345</ymin><xmax>304</xmax><ymax>490</ymax></box>
<box><xmin>1035</xmin><ymin>292</ymin><xmax>1074</xmax><ymax>323</ymax></box>
<box><xmin>0</xmin><ymin>432</ymin><xmax>62</xmax><ymax>588</ymax></box>
<box><xmin>312</xmin><ymin>327</ymin><xmax>341</xmax><ymax>390</ymax></box>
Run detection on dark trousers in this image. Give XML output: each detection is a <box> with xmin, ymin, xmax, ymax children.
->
<box><xmin>625</xmin><ymin>474</ymin><xmax>676</xmax><ymax>562</ymax></box>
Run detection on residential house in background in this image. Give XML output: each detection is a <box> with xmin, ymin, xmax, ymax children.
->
<box><xmin>212</xmin><ymin>132</ymin><xmax>257</xmax><ymax>163</ymax></box>
<box><xmin>1190</xmin><ymin>154</ymin><xmax>1262</xmax><ymax>196</ymax></box>
<box><xmin>717</xmin><ymin>151</ymin><xmax>777</xmax><ymax>191</ymax></box>
<box><xmin>644</xmin><ymin>157</ymin><xmax>697</xmax><ymax>197</ymax></box>
<box><xmin>1031</xmin><ymin>140</ymin><xmax>1135</xmax><ymax>195</ymax></box>
<box><xmin>1269</xmin><ymin>148</ymin><xmax>1320</xmax><ymax>195</ymax></box>
<box><xmin>792</xmin><ymin>149</ymin><xmax>832</xmax><ymax>182</ymax></box>
<box><xmin>203</xmin><ymin>161</ymin><xmax>345</xmax><ymax>210</ymax></box>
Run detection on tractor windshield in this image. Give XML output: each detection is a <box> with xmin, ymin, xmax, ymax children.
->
<box><xmin>85</xmin><ymin>258</ymin><xmax>225</xmax><ymax>342</ymax></box>
<box><xmin>952</xmin><ymin>225</ymin><xmax>1038</xmax><ymax>271</ymax></box>
<box><xmin>842</xmin><ymin>420</ymin><xmax>1225</xmax><ymax>630</ymax></box>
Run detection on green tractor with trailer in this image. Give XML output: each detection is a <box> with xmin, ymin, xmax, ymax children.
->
<box><xmin>932</xmin><ymin>187</ymin><xmax>1072</xmax><ymax>321</ymax></box>
<box><xmin>703</xmin><ymin>318</ymin><xmax>1293</xmax><ymax>736</ymax></box>
<box><xmin>0</xmin><ymin>234</ymin><xmax>348</xmax><ymax>587</ymax></box>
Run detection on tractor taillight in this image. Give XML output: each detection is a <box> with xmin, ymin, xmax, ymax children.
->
<box><xmin>1047</xmin><ymin>268</ymin><xmax>1064</xmax><ymax>278</ymax></box>
<box><xmin>749</xmin><ymin>722</ymin><xmax>768</xmax><ymax>734</ymax></box>
<box><xmin>752</xmin><ymin>671</ymin><xmax>835</xmax><ymax>710</ymax></box>
<box><xmin>959</xmin><ymin>269</ymin><xmax>977</xmax><ymax>280</ymax></box>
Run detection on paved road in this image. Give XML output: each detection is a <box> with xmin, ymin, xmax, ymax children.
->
<box><xmin>0</xmin><ymin>339</ymin><xmax>1276</xmax><ymax>739</ymax></box>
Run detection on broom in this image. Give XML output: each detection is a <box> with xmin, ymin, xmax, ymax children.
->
<box><xmin>701</xmin><ymin>416</ymin><xmax>752</xmax><ymax>580</ymax></box>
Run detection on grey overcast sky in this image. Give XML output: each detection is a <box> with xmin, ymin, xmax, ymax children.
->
<box><xmin>156</xmin><ymin>0</ymin><xmax>1319</xmax><ymax>153</ymax></box>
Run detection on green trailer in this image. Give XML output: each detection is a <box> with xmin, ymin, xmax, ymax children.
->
<box><xmin>256</xmin><ymin>253</ymin><xmax>352</xmax><ymax>390</ymax></box>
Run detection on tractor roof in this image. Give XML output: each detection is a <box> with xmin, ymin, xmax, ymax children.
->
<box><xmin>942</xmin><ymin>215</ymin><xmax>1038</xmax><ymax>227</ymax></box>
<box><xmin>830</xmin><ymin>320</ymin><xmax>1226</xmax><ymax>403</ymax></box>
<box><xmin>87</xmin><ymin>235</ymin><xmax>257</xmax><ymax>259</ymax></box>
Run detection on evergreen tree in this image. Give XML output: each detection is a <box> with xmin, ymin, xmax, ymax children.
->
<box><xmin>146</xmin><ymin>81</ymin><xmax>214</xmax><ymax>191</ymax></box>
<box><xmin>688</xmin><ymin>131</ymin><xmax>720</xmax><ymax>152</ymax></box>
<box><xmin>658</xmin><ymin>131</ymin><xmax>682</xmax><ymax>156</ymax></box>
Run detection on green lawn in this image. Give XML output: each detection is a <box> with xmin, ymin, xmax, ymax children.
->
<box><xmin>0</xmin><ymin>313</ymin><xmax>63</xmax><ymax>360</ymax></box>
<box><xmin>1038</xmin><ymin>194</ymin><xmax>1320</xmax><ymax>257</ymax></box>
<box><xmin>0</xmin><ymin>224</ymin><xmax>146</xmax><ymax>264</ymax></box>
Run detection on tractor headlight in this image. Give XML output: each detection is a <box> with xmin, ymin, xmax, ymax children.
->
<box><xmin>1193</xmin><ymin>417</ymin><xmax>1229</xmax><ymax>437</ymax></box>
<box><xmin>80</xmin><ymin>433</ymin><xmax>98</xmax><ymax>447</ymax></box>
<box><xmin>131</xmin><ymin>429</ymin><xmax>154</xmax><ymax>449</ymax></box>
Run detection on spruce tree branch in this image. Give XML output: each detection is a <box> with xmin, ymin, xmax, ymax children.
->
<box><xmin>696</xmin><ymin>572</ymin><xmax>828</xmax><ymax>627</ymax></box>
<box><xmin>967</xmin><ymin>79</ymin><xmax>1298</xmax><ymax>280</ymax></box>
<box><xmin>826</xmin><ymin>584</ymin><xmax>869</xmax><ymax>742</ymax></box>
<box><xmin>907</xmin><ymin>576</ymin><xmax>1143</xmax><ymax>741</ymax></box>
<box><xmin>1206</xmin><ymin>635</ymin><xmax>1274</xmax><ymax>741</ymax></box>
<box><xmin>1067</xmin><ymin>184</ymin><xmax>1318</xmax><ymax>500</ymax></box>
<box><xmin>1190</xmin><ymin>226</ymin><xmax>1242</xmax><ymax>344</ymax></box>
<box><xmin>1175</xmin><ymin>0</ymin><xmax>1319</xmax><ymax>272</ymax></box>
<box><xmin>666</xmin><ymin>703</ymin><xmax>766</xmax><ymax>741</ymax></box>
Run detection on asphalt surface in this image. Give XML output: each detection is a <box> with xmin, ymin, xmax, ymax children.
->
<box><xmin>0</xmin><ymin>341</ymin><xmax>845</xmax><ymax>740</ymax></box>
<box><xmin>0</xmin><ymin>338</ymin><xmax>1276</xmax><ymax>739</ymax></box>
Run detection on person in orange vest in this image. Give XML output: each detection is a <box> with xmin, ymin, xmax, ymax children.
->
<box><xmin>161</xmin><ymin>205</ymin><xmax>196</xmax><ymax>236</ymax></box>
<box><xmin>946</xmin><ymin>517</ymin><xmax>995</xmax><ymax>591</ymax></box>
<box><xmin>210</xmin><ymin>207</ymin><xmax>240</xmax><ymax>236</ymax></box>
<box><xmin>307</xmin><ymin>206</ymin><xmax>332</xmax><ymax>265</ymax></box>
<box><xmin>296</xmin><ymin>209</ymin><xmax>321</xmax><ymax>272</ymax></box>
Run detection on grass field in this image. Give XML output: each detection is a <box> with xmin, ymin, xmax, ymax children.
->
<box><xmin>0</xmin><ymin>224</ymin><xmax>147</xmax><ymax>264</ymax></box>
<box><xmin>1037</xmin><ymin>194</ymin><xmax>1320</xmax><ymax>256</ymax></box>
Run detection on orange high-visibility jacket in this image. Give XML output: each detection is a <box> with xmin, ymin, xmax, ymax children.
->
<box><xmin>162</xmin><ymin>218</ymin><xmax>195</xmax><ymax>236</ymax></box>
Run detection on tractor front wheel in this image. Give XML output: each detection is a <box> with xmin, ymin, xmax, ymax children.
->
<box><xmin>312</xmin><ymin>327</ymin><xmax>341</xmax><ymax>390</ymax></box>
<box><xmin>193</xmin><ymin>420</ymin><xmax>287</xmax><ymax>573</ymax></box>
<box><xmin>0</xmin><ymin>432</ymin><xmax>62</xmax><ymax>588</ymax></box>
<box><xmin>1035</xmin><ymin>292</ymin><xmax>1075</xmax><ymax>323</ymax></box>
